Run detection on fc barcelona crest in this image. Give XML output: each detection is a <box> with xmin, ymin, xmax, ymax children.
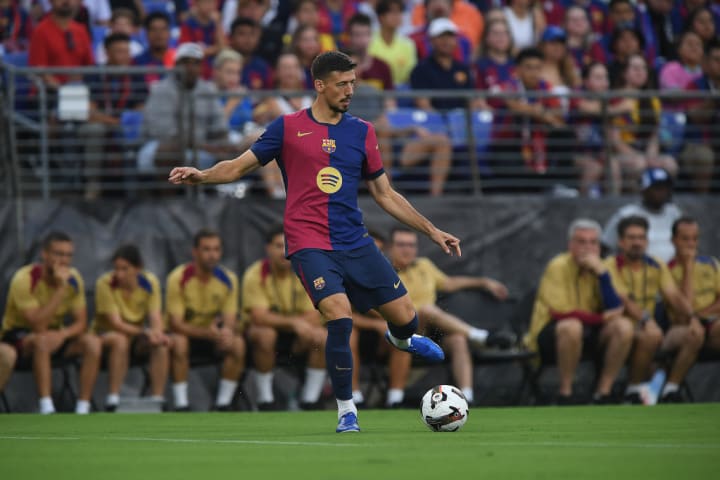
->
<box><xmin>322</xmin><ymin>138</ymin><xmax>336</xmax><ymax>154</ymax></box>
<box><xmin>313</xmin><ymin>277</ymin><xmax>326</xmax><ymax>290</ymax></box>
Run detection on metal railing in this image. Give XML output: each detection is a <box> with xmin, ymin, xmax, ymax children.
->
<box><xmin>2</xmin><ymin>62</ymin><xmax>719</xmax><ymax>199</ymax></box>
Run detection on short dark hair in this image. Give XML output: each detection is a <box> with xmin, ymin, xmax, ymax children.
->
<box><xmin>112</xmin><ymin>244</ymin><xmax>143</xmax><ymax>268</ymax></box>
<box><xmin>705</xmin><ymin>37</ymin><xmax>720</xmax><ymax>57</ymax></box>
<box><xmin>292</xmin><ymin>0</ymin><xmax>316</xmax><ymax>13</ymax></box>
<box><xmin>617</xmin><ymin>215</ymin><xmax>649</xmax><ymax>238</ymax></box>
<box><xmin>144</xmin><ymin>11</ymin><xmax>171</xmax><ymax>30</ymax></box>
<box><xmin>311</xmin><ymin>50</ymin><xmax>357</xmax><ymax>80</ymax></box>
<box><xmin>104</xmin><ymin>32</ymin><xmax>131</xmax><ymax>50</ymax></box>
<box><xmin>671</xmin><ymin>216</ymin><xmax>698</xmax><ymax>238</ymax></box>
<box><xmin>230</xmin><ymin>17</ymin><xmax>259</xmax><ymax>36</ymax></box>
<box><xmin>390</xmin><ymin>226</ymin><xmax>416</xmax><ymax>243</ymax></box>
<box><xmin>193</xmin><ymin>229</ymin><xmax>221</xmax><ymax>248</ymax></box>
<box><xmin>42</xmin><ymin>231</ymin><xmax>72</xmax><ymax>250</ymax></box>
<box><xmin>515</xmin><ymin>47</ymin><xmax>544</xmax><ymax>64</ymax></box>
<box><xmin>376</xmin><ymin>0</ymin><xmax>404</xmax><ymax>17</ymax></box>
<box><xmin>608</xmin><ymin>0</ymin><xmax>633</xmax><ymax>10</ymax></box>
<box><xmin>347</xmin><ymin>12</ymin><xmax>372</xmax><ymax>31</ymax></box>
<box><xmin>265</xmin><ymin>224</ymin><xmax>285</xmax><ymax>244</ymax></box>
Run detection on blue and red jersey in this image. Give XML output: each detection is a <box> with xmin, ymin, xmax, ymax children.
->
<box><xmin>179</xmin><ymin>15</ymin><xmax>217</xmax><ymax>79</ymax></box>
<box><xmin>250</xmin><ymin>108</ymin><xmax>384</xmax><ymax>256</ymax></box>
<box><xmin>242</xmin><ymin>55</ymin><xmax>273</xmax><ymax>90</ymax></box>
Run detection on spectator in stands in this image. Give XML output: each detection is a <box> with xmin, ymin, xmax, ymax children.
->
<box><xmin>228</xmin><ymin>17</ymin><xmax>273</xmax><ymax>90</ymax></box>
<box><xmin>0</xmin><ymin>231</ymin><xmax>101</xmax><ymax>414</ymax></box>
<box><xmin>284</xmin><ymin>0</ymin><xmax>336</xmax><ymax>52</ymax></box>
<box><xmin>94</xmin><ymin>8</ymin><xmax>143</xmax><ymax>64</ymax></box>
<box><xmin>410</xmin><ymin>0</ymin><xmax>484</xmax><ymax>52</ymax></box>
<box><xmin>108</xmin><ymin>0</ymin><xmax>145</xmax><ymax>25</ymax></box>
<box><xmin>610</xmin><ymin>54</ymin><xmax>678</xmax><ymax>187</ymax></box>
<box><xmin>368</xmin><ymin>0</ymin><xmax>417</xmax><ymax>87</ymax></box>
<box><xmin>384</xmin><ymin>227</ymin><xmax>513</xmax><ymax>407</ymax></box>
<box><xmin>663</xmin><ymin>217</ymin><xmax>718</xmax><ymax>402</ymax></box>
<box><xmin>538</xmin><ymin>26</ymin><xmax>579</xmax><ymax>117</ymax></box>
<box><xmin>133</xmin><ymin>11</ymin><xmax>174</xmax><ymax>84</ymax></box>
<box><xmin>242</xmin><ymin>225</ymin><xmax>327</xmax><ymax>410</ymax></box>
<box><xmin>29</xmin><ymin>0</ymin><xmax>94</xmax><ymax>91</ymax></box>
<box><xmin>81</xmin><ymin>32</ymin><xmax>147</xmax><ymax>199</ymax></box>
<box><xmin>0</xmin><ymin>0</ymin><xmax>33</xmax><ymax>53</ymax></box>
<box><xmin>179</xmin><ymin>0</ymin><xmax>225</xmax><ymax>79</ymax></box>
<box><xmin>602</xmin><ymin>168</ymin><xmax>682</xmax><ymax>262</ymax></box>
<box><xmin>674</xmin><ymin>221</ymin><xmax>720</xmax><ymax>348</ymax></box>
<box><xmin>659</xmin><ymin>31</ymin><xmax>704</xmax><ymax>92</ymax></box>
<box><xmin>670</xmin><ymin>0</ymin><xmax>709</xmax><ymax>35</ymax></box>
<box><xmin>316</xmin><ymin>0</ymin><xmax>361</xmax><ymax>47</ymax></box>
<box><xmin>604</xmin><ymin>0</ymin><xmax>636</xmax><ymax>35</ymax></box>
<box><xmin>290</xmin><ymin>24</ymin><xmax>324</xmax><ymax>89</ymax></box>
<box><xmin>166</xmin><ymin>229</ymin><xmax>246</xmax><ymax>411</ymax></box>
<box><xmin>562</xmin><ymin>0</ymin><xmax>608</xmax><ymax>36</ymax></box>
<box><xmin>524</xmin><ymin>219</ymin><xmax>633</xmax><ymax>405</ymax></box>
<box><xmin>571</xmin><ymin>62</ymin><xmax>636</xmax><ymax>197</ymax></box>
<box><xmin>489</xmin><ymin>47</ymin><xmax>567</xmax><ymax>191</ymax></box>
<box><xmin>636</xmin><ymin>0</ymin><xmax>676</xmax><ymax>62</ymax></box>
<box><xmin>474</xmin><ymin>18</ymin><xmax>514</xmax><ymax>110</ymax></box>
<box><xmin>137</xmin><ymin>43</ymin><xmax>241</xmax><ymax>178</ymax></box>
<box><xmin>91</xmin><ymin>244</ymin><xmax>169</xmax><ymax>411</ymax></box>
<box><xmin>681</xmin><ymin>39</ymin><xmax>720</xmax><ymax>193</ymax></box>
<box><xmin>409</xmin><ymin>0</ymin><xmax>474</xmax><ymax>64</ymax></box>
<box><xmin>605</xmin><ymin>215</ymin><xmax>694</xmax><ymax>404</ymax></box>
<box><xmin>503</xmin><ymin>0</ymin><xmax>545</xmax><ymax>52</ymax></box>
<box><xmin>606</xmin><ymin>23</ymin><xmax>644</xmax><ymax>88</ymax></box>
<box><xmin>410</xmin><ymin>17</ymin><xmax>474</xmax><ymax>112</ymax></box>
<box><xmin>213</xmin><ymin>48</ymin><xmax>253</xmax><ymax>134</ymax></box>
<box><xmin>564</xmin><ymin>6</ymin><xmax>606</xmax><ymax>74</ymax></box>
<box><xmin>684</xmin><ymin>7</ymin><xmax>717</xmax><ymax>49</ymax></box>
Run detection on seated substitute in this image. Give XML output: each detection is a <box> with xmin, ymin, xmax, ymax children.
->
<box><xmin>92</xmin><ymin>244</ymin><xmax>170</xmax><ymax>411</ymax></box>
<box><xmin>605</xmin><ymin>215</ymin><xmax>695</xmax><ymax>404</ymax></box>
<box><xmin>243</xmin><ymin>225</ymin><xmax>327</xmax><ymax>410</ymax></box>
<box><xmin>0</xmin><ymin>232</ymin><xmax>101</xmax><ymax>414</ymax></box>
<box><xmin>166</xmin><ymin>229</ymin><xmax>246</xmax><ymax>411</ymax></box>
<box><xmin>384</xmin><ymin>226</ymin><xmax>514</xmax><ymax>407</ymax></box>
<box><xmin>658</xmin><ymin>217</ymin><xmax>716</xmax><ymax>402</ymax></box>
<box><xmin>524</xmin><ymin>219</ymin><xmax>633</xmax><ymax>405</ymax></box>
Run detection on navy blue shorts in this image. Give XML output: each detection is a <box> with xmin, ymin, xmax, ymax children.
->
<box><xmin>290</xmin><ymin>243</ymin><xmax>407</xmax><ymax>313</ymax></box>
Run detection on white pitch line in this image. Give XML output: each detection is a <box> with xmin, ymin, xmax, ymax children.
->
<box><xmin>0</xmin><ymin>435</ymin><xmax>362</xmax><ymax>448</ymax></box>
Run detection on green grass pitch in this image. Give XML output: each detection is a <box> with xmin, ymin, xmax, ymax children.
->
<box><xmin>1</xmin><ymin>404</ymin><xmax>719</xmax><ymax>480</ymax></box>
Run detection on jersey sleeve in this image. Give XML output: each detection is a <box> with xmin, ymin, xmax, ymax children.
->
<box><xmin>604</xmin><ymin>257</ymin><xmax>629</xmax><ymax>297</ymax></box>
<box><xmin>419</xmin><ymin>258</ymin><xmax>449</xmax><ymax>292</ymax></box>
<box><xmin>165</xmin><ymin>270</ymin><xmax>185</xmax><ymax>319</ymax></box>
<box><xmin>250</xmin><ymin>116</ymin><xmax>284</xmax><ymax>166</ymax></box>
<box><xmin>362</xmin><ymin>121</ymin><xmax>384</xmax><ymax>179</ymax></box>
<box><xmin>8</xmin><ymin>270</ymin><xmax>40</xmax><ymax>313</ymax></box>
<box><xmin>658</xmin><ymin>260</ymin><xmax>676</xmax><ymax>291</ymax></box>
<box><xmin>221</xmin><ymin>271</ymin><xmax>239</xmax><ymax>316</ymax></box>
<box><xmin>241</xmin><ymin>265</ymin><xmax>271</xmax><ymax>312</ymax></box>
<box><xmin>94</xmin><ymin>277</ymin><xmax>118</xmax><ymax>316</ymax></box>
<box><xmin>147</xmin><ymin>273</ymin><xmax>162</xmax><ymax>313</ymax></box>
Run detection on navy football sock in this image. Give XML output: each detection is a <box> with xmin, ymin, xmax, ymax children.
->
<box><xmin>387</xmin><ymin>314</ymin><xmax>418</xmax><ymax>340</ymax></box>
<box><xmin>326</xmin><ymin>317</ymin><xmax>353</xmax><ymax>401</ymax></box>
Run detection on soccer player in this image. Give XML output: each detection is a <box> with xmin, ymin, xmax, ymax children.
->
<box><xmin>169</xmin><ymin>51</ymin><xmax>460</xmax><ymax>433</ymax></box>
<box><xmin>605</xmin><ymin>215</ymin><xmax>695</xmax><ymax>404</ymax></box>
<box><xmin>383</xmin><ymin>226</ymin><xmax>514</xmax><ymax>407</ymax></box>
<box><xmin>0</xmin><ymin>231</ymin><xmax>101</xmax><ymax>414</ymax></box>
<box><xmin>662</xmin><ymin>217</ymin><xmax>718</xmax><ymax>402</ymax></box>
<box><xmin>524</xmin><ymin>219</ymin><xmax>633</xmax><ymax>405</ymax></box>
<box><xmin>92</xmin><ymin>245</ymin><xmax>170</xmax><ymax>411</ymax></box>
<box><xmin>166</xmin><ymin>229</ymin><xmax>245</xmax><ymax>411</ymax></box>
<box><xmin>242</xmin><ymin>225</ymin><xmax>327</xmax><ymax>410</ymax></box>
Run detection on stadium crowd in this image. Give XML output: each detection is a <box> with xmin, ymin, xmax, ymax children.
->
<box><xmin>2</xmin><ymin>0</ymin><xmax>720</xmax><ymax>197</ymax></box>
<box><xmin>1</xmin><ymin>179</ymin><xmax>719</xmax><ymax>412</ymax></box>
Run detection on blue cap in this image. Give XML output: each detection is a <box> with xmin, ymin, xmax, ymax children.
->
<box><xmin>640</xmin><ymin>168</ymin><xmax>672</xmax><ymax>190</ymax></box>
<box><xmin>541</xmin><ymin>26</ymin><xmax>566</xmax><ymax>43</ymax></box>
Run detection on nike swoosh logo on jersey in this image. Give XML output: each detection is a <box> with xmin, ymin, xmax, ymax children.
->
<box><xmin>297</xmin><ymin>131</ymin><xmax>313</xmax><ymax>137</ymax></box>
<box><xmin>394</xmin><ymin>280</ymin><xmax>401</xmax><ymax>289</ymax></box>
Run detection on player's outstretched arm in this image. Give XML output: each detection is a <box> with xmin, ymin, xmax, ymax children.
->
<box><xmin>168</xmin><ymin>150</ymin><xmax>261</xmax><ymax>185</ymax></box>
<box><xmin>367</xmin><ymin>173</ymin><xmax>461</xmax><ymax>256</ymax></box>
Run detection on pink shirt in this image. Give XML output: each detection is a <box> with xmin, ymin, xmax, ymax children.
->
<box><xmin>659</xmin><ymin>62</ymin><xmax>702</xmax><ymax>90</ymax></box>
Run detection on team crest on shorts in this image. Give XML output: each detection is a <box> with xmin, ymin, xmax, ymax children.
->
<box><xmin>322</xmin><ymin>138</ymin><xmax>336</xmax><ymax>154</ymax></box>
<box><xmin>313</xmin><ymin>277</ymin><xmax>326</xmax><ymax>290</ymax></box>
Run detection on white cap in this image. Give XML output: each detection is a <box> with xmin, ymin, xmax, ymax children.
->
<box><xmin>174</xmin><ymin>43</ymin><xmax>204</xmax><ymax>63</ymax></box>
<box><xmin>428</xmin><ymin>18</ymin><xmax>458</xmax><ymax>38</ymax></box>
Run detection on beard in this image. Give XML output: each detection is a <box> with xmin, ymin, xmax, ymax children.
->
<box><xmin>55</xmin><ymin>5</ymin><xmax>75</xmax><ymax>18</ymax></box>
<box><xmin>330</xmin><ymin>97</ymin><xmax>352</xmax><ymax>114</ymax></box>
<box><xmin>625</xmin><ymin>248</ymin><xmax>644</xmax><ymax>261</ymax></box>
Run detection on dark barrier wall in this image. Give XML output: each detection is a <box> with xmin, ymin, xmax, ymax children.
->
<box><xmin>1</xmin><ymin>196</ymin><xmax>719</xmax><ymax>306</ymax></box>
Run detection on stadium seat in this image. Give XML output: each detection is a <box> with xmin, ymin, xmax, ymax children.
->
<box><xmin>385</xmin><ymin>108</ymin><xmax>447</xmax><ymax>135</ymax></box>
<box><xmin>445</xmin><ymin>109</ymin><xmax>494</xmax><ymax>176</ymax></box>
<box><xmin>120</xmin><ymin>110</ymin><xmax>144</xmax><ymax>143</ymax></box>
<box><xmin>1</xmin><ymin>51</ymin><xmax>29</xmax><ymax>68</ymax></box>
<box><xmin>92</xmin><ymin>25</ymin><xmax>109</xmax><ymax>50</ymax></box>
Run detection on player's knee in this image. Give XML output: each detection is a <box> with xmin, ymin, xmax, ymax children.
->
<box><xmin>33</xmin><ymin>332</ymin><xmax>54</xmax><ymax>355</ymax></box>
<box><xmin>171</xmin><ymin>335</ymin><xmax>189</xmax><ymax>356</ymax></box>
<box><xmin>556</xmin><ymin>319</ymin><xmax>583</xmax><ymax>341</ymax></box>
<box><xmin>230</xmin><ymin>336</ymin><xmax>246</xmax><ymax>357</ymax></box>
<box><xmin>109</xmin><ymin>333</ymin><xmax>130</xmax><ymax>353</ymax></box>
<box><xmin>82</xmin><ymin>334</ymin><xmax>102</xmax><ymax>358</ymax></box>
<box><xmin>0</xmin><ymin>344</ymin><xmax>17</xmax><ymax>366</ymax></box>
<box><xmin>686</xmin><ymin>325</ymin><xmax>705</xmax><ymax>350</ymax></box>
<box><xmin>253</xmin><ymin>327</ymin><xmax>277</xmax><ymax>350</ymax></box>
<box><xmin>613</xmin><ymin>316</ymin><xmax>635</xmax><ymax>341</ymax></box>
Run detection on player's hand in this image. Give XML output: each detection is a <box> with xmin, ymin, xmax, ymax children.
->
<box><xmin>483</xmin><ymin>278</ymin><xmax>509</xmax><ymax>301</ymax></box>
<box><xmin>168</xmin><ymin>167</ymin><xmax>205</xmax><ymax>185</ymax></box>
<box><xmin>53</xmin><ymin>264</ymin><xmax>72</xmax><ymax>284</ymax></box>
<box><xmin>215</xmin><ymin>326</ymin><xmax>234</xmax><ymax>351</ymax></box>
<box><xmin>429</xmin><ymin>229</ymin><xmax>461</xmax><ymax>257</ymax></box>
<box><xmin>577</xmin><ymin>253</ymin><xmax>605</xmax><ymax>275</ymax></box>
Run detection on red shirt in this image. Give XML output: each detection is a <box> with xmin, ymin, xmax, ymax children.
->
<box><xmin>29</xmin><ymin>15</ymin><xmax>94</xmax><ymax>83</ymax></box>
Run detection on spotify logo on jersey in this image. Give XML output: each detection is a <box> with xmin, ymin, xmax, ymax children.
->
<box><xmin>316</xmin><ymin>167</ymin><xmax>343</xmax><ymax>194</ymax></box>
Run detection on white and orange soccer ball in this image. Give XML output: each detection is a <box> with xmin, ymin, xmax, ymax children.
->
<box><xmin>420</xmin><ymin>385</ymin><xmax>469</xmax><ymax>432</ymax></box>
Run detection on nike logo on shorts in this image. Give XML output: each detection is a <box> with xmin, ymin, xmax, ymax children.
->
<box><xmin>394</xmin><ymin>280</ymin><xmax>401</xmax><ymax>289</ymax></box>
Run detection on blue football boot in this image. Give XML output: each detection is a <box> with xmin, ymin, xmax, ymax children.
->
<box><xmin>336</xmin><ymin>412</ymin><xmax>361</xmax><ymax>433</ymax></box>
<box><xmin>385</xmin><ymin>332</ymin><xmax>445</xmax><ymax>363</ymax></box>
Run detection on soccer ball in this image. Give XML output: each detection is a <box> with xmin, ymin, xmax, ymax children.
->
<box><xmin>420</xmin><ymin>385</ymin><xmax>469</xmax><ymax>432</ymax></box>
